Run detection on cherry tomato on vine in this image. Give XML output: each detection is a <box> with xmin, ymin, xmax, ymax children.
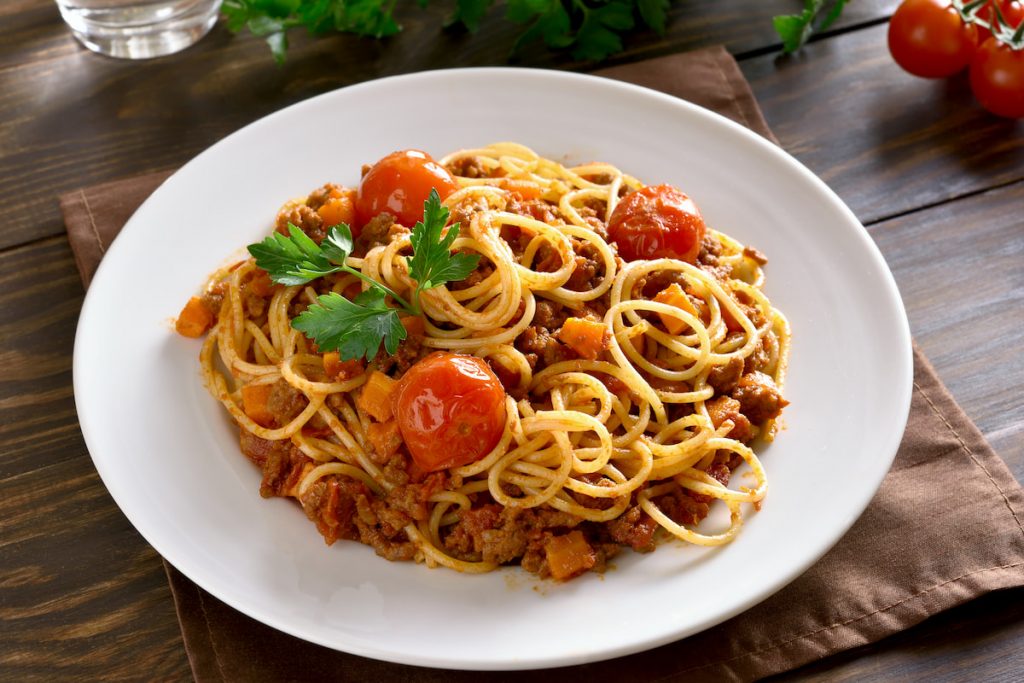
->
<box><xmin>888</xmin><ymin>0</ymin><xmax>979</xmax><ymax>78</ymax></box>
<box><xmin>975</xmin><ymin>0</ymin><xmax>1024</xmax><ymax>44</ymax></box>
<box><xmin>607</xmin><ymin>185</ymin><xmax>706</xmax><ymax>263</ymax></box>
<box><xmin>356</xmin><ymin>149</ymin><xmax>458</xmax><ymax>230</ymax></box>
<box><xmin>970</xmin><ymin>37</ymin><xmax>1024</xmax><ymax>118</ymax></box>
<box><xmin>393</xmin><ymin>352</ymin><xmax>506</xmax><ymax>472</ymax></box>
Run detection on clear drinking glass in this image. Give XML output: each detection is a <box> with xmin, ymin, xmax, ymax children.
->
<box><xmin>55</xmin><ymin>0</ymin><xmax>221</xmax><ymax>59</ymax></box>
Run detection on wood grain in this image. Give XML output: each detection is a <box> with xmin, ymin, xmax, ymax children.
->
<box><xmin>742</xmin><ymin>23</ymin><xmax>1024</xmax><ymax>226</ymax></box>
<box><xmin>0</xmin><ymin>237</ymin><xmax>85</xmax><ymax>480</ymax></box>
<box><xmin>0</xmin><ymin>1</ymin><xmax>902</xmax><ymax>252</ymax></box>
<box><xmin>0</xmin><ymin>456</ymin><xmax>191</xmax><ymax>681</ymax></box>
<box><xmin>869</xmin><ymin>180</ymin><xmax>1024</xmax><ymax>480</ymax></box>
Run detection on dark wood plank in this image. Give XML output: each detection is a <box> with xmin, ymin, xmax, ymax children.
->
<box><xmin>743</xmin><ymin>23</ymin><xmax>1024</xmax><ymax>226</ymax></box>
<box><xmin>0</xmin><ymin>456</ymin><xmax>191</xmax><ymax>680</ymax></box>
<box><xmin>0</xmin><ymin>0</ymin><xmax>896</xmax><ymax>70</ymax></box>
<box><xmin>0</xmin><ymin>0</ymin><xmax>75</xmax><ymax>68</ymax></box>
<box><xmin>0</xmin><ymin>1</ymin><xmax>900</xmax><ymax>251</ymax></box>
<box><xmin>869</xmin><ymin>179</ymin><xmax>1024</xmax><ymax>482</ymax></box>
<box><xmin>0</xmin><ymin>237</ymin><xmax>84</xmax><ymax>481</ymax></box>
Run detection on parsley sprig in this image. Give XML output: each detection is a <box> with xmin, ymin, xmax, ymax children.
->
<box><xmin>247</xmin><ymin>189</ymin><xmax>479</xmax><ymax>360</ymax></box>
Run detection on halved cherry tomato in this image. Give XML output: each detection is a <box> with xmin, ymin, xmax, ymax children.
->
<box><xmin>970</xmin><ymin>37</ymin><xmax>1024</xmax><ymax>118</ymax></box>
<box><xmin>607</xmin><ymin>185</ymin><xmax>706</xmax><ymax>263</ymax></box>
<box><xmin>393</xmin><ymin>352</ymin><xmax>506</xmax><ymax>472</ymax></box>
<box><xmin>888</xmin><ymin>0</ymin><xmax>979</xmax><ymax>78</ymax></box>
<box><xmin>356</xmin><ymin>149</ymin><xmax>458</xmax><ymax>229</ymax></box>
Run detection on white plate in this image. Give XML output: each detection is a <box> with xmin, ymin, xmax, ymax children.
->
<box><xmin>74</xmin><ymin>68</ymin><xmax>912</xmax><ymax>670</ymax></box>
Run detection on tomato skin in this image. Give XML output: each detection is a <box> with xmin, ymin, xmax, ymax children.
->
<box><xmin>888</xmin><ymin>0</ymin><xmax>979</xmax><ymax>78</ymax></box>
<box><xmin>970</xmin><ymin>38</ymin><xmax>1024</xmax><ymax>118</ymax></box>
<box><xmin>976</xmin><ymin>1</ymin><xmax>1024</xmax><ymax>44</ymax></box>
<box><xmin>356</xmin><ymin>149</ymin><xmax>458</xmax><ymax>230</ymax></box>
<box><xmin>393</xmin><ymin>352</ymin><xmax>506</xmax><ymax>472</ymax></box>
<box><xmin>607</xmin><ymin>185</ymin><xmax>706</xmax><ymax>263</ymax></box>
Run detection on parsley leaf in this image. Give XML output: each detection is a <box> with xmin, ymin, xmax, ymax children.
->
<box><xmin>448</xmin><ymin>0</ymin><xmax>496</xmax><ymax>31</ymax></box>
<box><xmin>636</xmin><ymin>0</ymin><xmax>668</xmax><ymax>34</ymax></box>
<box><xmin>406</xmin><ymin>189</ymin><xmax>480</xmax><ymax>293</ymax></box>
<box><xmin>247</xmin><ymin>224</ymin><xmax>343</xmax><ymax>285</ymax></box>
<box><xmin>292</xmin><ymin>288</ymin><xmax>407</xmax><ymax>361</ymax></box>
<box><xmin>572</xmin><ymin>0</ymin><xmax>634</xmax><ymax>61</ymax></box>
<box><xmin>773</xmin><ymin>0</ymin><xmax>847</xmax><ymax>53</ymax></box>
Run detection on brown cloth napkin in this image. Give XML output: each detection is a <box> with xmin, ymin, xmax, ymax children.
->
<box><xmin>61</xmin><ymin>46</ymin><xmax>1024</xmax><ymax>682</ymax></box>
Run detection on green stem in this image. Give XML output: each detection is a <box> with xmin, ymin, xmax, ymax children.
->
<box><xmin>342</xmin><ymin>266</ymin><xmax>418</xmax><ymax>315</ymax></box>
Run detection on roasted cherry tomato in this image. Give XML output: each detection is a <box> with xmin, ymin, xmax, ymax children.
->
<box><xmin>393</xmin><ymin>352</ymin><xmax>506</xmax><ymax>472</ymax></box>
<box><xmin>356</xmin><ymin>149</ymin><xmax>458</xmax><ymax>229</ymax></box>
<box><xmin>888</xmin><ymin>0</ymin><xmax>979</xmax><ymax>78</ymax></box>
<box><xmin>607</xmin><ymin>185</ymin><xmax>706</xmax><ymax>263</ymax></box>
<box><xmin>970</xmin><ymin>37</ymin><xmax>1024</xmax><ymax>118</ymax></box>
<box><xmin>975</xmin><ymin>0</ymin><xmax>1024</xmax><ymax>44</ymax></box>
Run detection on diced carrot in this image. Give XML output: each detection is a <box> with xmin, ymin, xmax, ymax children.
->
<box><xmin>653</xmin><ymin>283</ymin><xmax>698</xmax><ymax>335</ymax></box>
<box><xmin>316</xmin><ymin>190</ymin><xmax>356</xmax><ymax>228</ymax></box>
<box><xmin>399</xmin><ymin>314</ymin><xmax>426</xmax><ymax>337</ymax></box>
<box><xmin>501</xmin><ymin>178</ymin><xmax>543</xmax><ymax>200</ymax></box>
<box><xmin>356</xmin><ymin>370</ymin><xmax>398</xmax><ymax>422</ymax></box>
<box><xmin>248</xmin><ymin>269</ymin><xmax>276</xmax><ymax>297</ymax></box>
<box><xmin>557</xmin><ymin>317</ymin><xmax>609</xmax><ymax>360</ymax></box>
<box><xmin>241</xmin><ymin>384</ymin><xmax>275</xmax><ymax>427</ymax></box>
<box><xmin>545</xmin><ymin>531</ymin><xmax>597</xmax><ymax>581</ymax></box>
<box><xmin>175</xmin><ymin>296</ymin><xmax>214</xmax><ymax>338</ymax></box>
<box><xmin>366</xmin><ymin>419</ymin><xmax>402</xmax><ymax>464</ymax></box>
<box><xmin>323</xmin><ymin>352</ymin><xmax>365</xmax><ymax>381</ymax></box>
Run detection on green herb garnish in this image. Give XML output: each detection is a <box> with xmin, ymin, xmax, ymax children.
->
<box><xmin>247</xmin><ymin>189</ymin><xmax>479</xmax><ymax>360</ymax></box>
<box><xmin>221</xmin><ymin>0</ymin><xmax>670</xmax><ymax>64</ymax></box>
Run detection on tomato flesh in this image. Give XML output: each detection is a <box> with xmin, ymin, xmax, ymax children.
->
<box><xmin>356</xmin><ymin>149</ymin><xmax>458</xmax><ymax>230</ymax></box>
<box><xmin>393</xmin><ymin>352</ymin><xmax>506</xmax><ymax>472</ymax></box>
<box><xmin>607</xmin><ymin>185</ymin><xmax>706</xmax><ymax>263</ymax></box>
<box><xmin>970</xmin><ymin>38</ymin><xmax>1024</xmax><ymax>119</ymax></box>
<box><xmin>887</xmin><ymin>0</ymin><xmax>978</xmax><ymax>78</ymax></box>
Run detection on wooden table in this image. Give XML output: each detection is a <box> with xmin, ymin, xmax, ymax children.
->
<box><xmin>2</xmin><ymin>0</ymin><xmax>1022</xmax><ymax>679</ymax></box>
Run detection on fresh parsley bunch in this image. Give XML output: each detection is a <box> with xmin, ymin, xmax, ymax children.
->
<box><xmin>222</xmin><ymin>0</ymin><xmax>672</xmax><ymax>63</ymax></box>
<box><xmin>248</xmin><ymin>189</ymin><xmax>479</xmax><ymax>360</ymax></box>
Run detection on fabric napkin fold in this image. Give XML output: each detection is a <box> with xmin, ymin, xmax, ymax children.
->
<box><xmin>61</xmin><ymin>45</ymin><xmax>1024</xmax><ymax>682</ymax></box>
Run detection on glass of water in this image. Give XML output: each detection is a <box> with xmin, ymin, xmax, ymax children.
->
<box><xmin>55</xmin><ymin>0</ymin><xmax>221</xmax><ymax>59</ymax></box>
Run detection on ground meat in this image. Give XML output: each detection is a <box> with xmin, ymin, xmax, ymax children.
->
<box><xmin>607</xmin><ymin>506</ymin><xmax>659</xmax><ymax>552</ymax></box>
<box><xmin>744</xmin><ymin>335</ymin><xmax>773</xmax><ymax>374</ymax></box>
<box><xmin>305</xmin><ymin>183</ymin><xmax>346</xmax><ymax>211</ymax></box>
<box><xmin>697</xmin><ymin>233</ymin><xmax>724</xmax><ymax>266</ymax></box>
<box><xmin>300</xmin><ymin>477</ymin><xmax>362</xmax><ymax>544</ymax></box>
<box><xmin>386</xmin><ymin>473</ymin><xmax>447</xmax><ymax>522</ymax></box>
<box><xmin>564</xmin><ymin>241</ymin><xmax>602</xmax><ymax>292</ymax></box>
<box><xmin>505</xmin><ymin>194</ymin><xmax>559</xmax><ymax>224</ymax></box>
<box><xmin>266</xmin><ymin>379</ymin><xmax>307</xmax><ymax>426</ymax></box>
<box><xmin>358</xmin><ymin>212</ymin><xmax>396</xmax><ymax>250</ymax></box>
<box><xmin>454</xmin><ymin>261</ymin><xmax>495</xmax><ymax>290</ymax></box>
<box><xmin>707</xmin><ymin>356</ymin><xmax>744</xmax><ymax>394</ymax></box>
<box><xmin>239</xmin><ymin>431</ymin><xmax>311</xmax><ymax>498</ymax></box>
<box><xmin>743</xmin><ymin>245</ymin><xmax>768</xmax><ymax>265</ymax></box>
<box><xmin>374</xmin><ymin>324</ymin><xmax>425</xmax><ymax>377</ymax></box>
<box><xmin>516</xmin><ymin>325</ymin><xmax>575</xmax><ymax>369</ymax></box>
<box><xmin>654</xmin><ymin>489</ymin><xmax>711</xmax><ymax>526</ymax></box>
<box><xmin>705</xmin><ymin>395</ymin><xmax>753</xmax><ymax>443</ymax></box>
<box><xmin>533</xmin><ymin>300</ymin><xmax>570</xmax><ymax>330</ymax></box>
<box><xmin>576</xmin><ymin>200</ymin><xmax>608</xmax><ymax>235</ymax></box>
<box><xmin>731</xmin><ymin>371</ymin><xmax>788</xmax><ymax>424</ymax></box>
<box><xmin>637</xmin><ymin>270</ymin><xmax>687</xmax><ymax>298</ymax></box>
<box><xmin>276</xmin><ymin>203</ymin><xmax>326</xmax><ymax>244</ymax></box>
<box><xmin>446</xmin><ymin>156</ymin><xmax>488</xmax><ymax>178</ymax></box>
<box><xmin>443</xmin><ymin>504</ymin><xmax>584</xmax><ymax>567</ymax></box>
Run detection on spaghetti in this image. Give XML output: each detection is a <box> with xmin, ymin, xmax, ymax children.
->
<box><xmin>178</xmin><ymin>142</ymin><xmax>791</xmax><ymax>580</ymax></box>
